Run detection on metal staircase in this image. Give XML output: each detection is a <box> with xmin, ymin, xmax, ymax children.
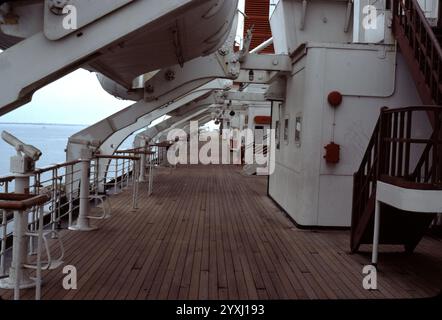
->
<box><xmin>392</xmin><ymin>0</ymin><xmax>442</xmax><ymax>105</ymax></box>
<box><xmin>351</xmin><ymin>106</ymin><xmax>442</xmax><ymax>253</ymax></box>
<box><xmin>350</xmin><ymin>0</ymin><xmax>442</xmax><ymax>253</ymax></box>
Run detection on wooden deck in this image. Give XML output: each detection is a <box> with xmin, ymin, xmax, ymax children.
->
<box><xmin>1</xmin><ymin>165</ymin><xmax>441</xmax><ymax>300</ymax></box>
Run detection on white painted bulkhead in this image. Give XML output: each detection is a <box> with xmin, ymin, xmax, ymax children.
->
<box><xmin>266</xmin><ymin>0</ymin><xmax>434</xmax><ymax>227</ymax></box>
<box><xmin>269</xmin><ymin>11</ymin><xmax>436</xmax><ymax>227</ymax></box>
<box><xmin>268</xmin><ymin>44</ymin><xmax>431</xmax><ymax>227</ymax></box>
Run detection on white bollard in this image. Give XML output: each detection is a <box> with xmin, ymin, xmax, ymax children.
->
<box><xmin>69</xmin><ymin>159</ymin><xmax>97</xmax><ymax>231</ymax></box>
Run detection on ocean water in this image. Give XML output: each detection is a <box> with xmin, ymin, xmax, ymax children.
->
<box><xmin>0</xmin><ymin>123</ymin><xmax>133</xmax><ymax>176</ymax></box>
<box><xmin>0</xmin><ymin>123</ymin><xmax>86</xmax><ymax>176</ymax></box>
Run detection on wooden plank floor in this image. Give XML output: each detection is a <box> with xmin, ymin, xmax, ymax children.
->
<box><xmin>1</xmin><ymin>165</ymin><xmax>441</xmax><ymax>300</ymax></box>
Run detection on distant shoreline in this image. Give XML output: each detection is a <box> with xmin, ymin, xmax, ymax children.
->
<box><xmin>0</xmin><ymin>122</ymin><xmax>87</xmax><ymax>127</ymax></box>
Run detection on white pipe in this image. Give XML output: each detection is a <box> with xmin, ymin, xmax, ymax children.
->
<box><xmin>35</xmin><ymin>206</ymin><xmax>44</xmax><ymax>300</ymax></box>
<box><xmin>344</xmin><ymin>0</ymin><xmax>353</xmax><ymax>33</ymax></box>
<box><xmin>249</xmin><ymin>37</ymin><xmax>274</xmax><ymax>54</ymax></box>
<box><xmin>353</xmin><ymin>0</ymin><xmax>361</xmax><ymax>43</ymax></box>
<box><xmin>371</xmin><ymin>200</ymin><xmax>381</xmax><ymax>265</ymax></box>
<box><xmin>13</xmin><ymin>210</ymin><xmax>22</xmax><ymax>300</ymax></box>
<box><xmin>114</xmin><ymin>160</ymin><xmax>118</xmax><ymax>193</ymax></box>
<box><xmin>132</xmin><ymin>159</ymin><xmax>139</xmax><ymax>210</ymax></box>
<box><xmin>68</xmin><ymin>166</ymin><xmax>74</xmax><ymax>227</ymax></box>
<box><xmin>300</xmin><ymin>0</ymin><xmax>307</xmax><ymax>30</ymax></box>
<box><xmin>0</xmin><ymin>209</ymin><xmax>6</xmax><ymax>276</ymax></box>
<box><xmin>139</xmin><ymin>141</ymin><xmax>147</xmax><ymax>182</ymax></box>
<box><xmin>148</xmin><ymin>154</ymin><xmax>153</xmax><ymax>196</ymax></box>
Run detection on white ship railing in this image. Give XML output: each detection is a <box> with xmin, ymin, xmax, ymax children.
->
<box><xmin>0</xmin><ymin>176</ymin><xmax>14</xmax><ymax>275</ymax></box>
<box><xmin>0</xmin><ymin>154</ymin><xmax>142</xmax><ymax>285</ymax></box>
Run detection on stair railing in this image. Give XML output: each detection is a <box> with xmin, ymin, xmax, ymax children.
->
<box><xmin>379</xmin><ymin>106</ymin><xmax>442</xmax><ymax>184</ymax></box>
<box><xmin>392</xmin><ymin>0</ymin><xmax>442</xmax><ymax>104</ymax></box>
<box><xmin>410</xmin><ymin>109</ymin><xmax>442</xmax><ymax>184</ymax></box>
<box><xmin>351</xmin><ymin>116</ymin><xmax>381</xmax><ymax>249</ymax></box>
<box><xmin>351</xmin><ymin>105</ymin><xmax>442</xmax><ymax>251</ymax></box>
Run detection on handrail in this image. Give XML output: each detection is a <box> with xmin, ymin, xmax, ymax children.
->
<box><xmin>1</xmin><ymin>160</ymin><xmax>83</xmax><ymax>179</ymax></box>
<box><xmin>150</xmin><ymin>141</ymin><xmax>173</xmax><ymax>148</ymax></box>
<box><xmin>378</xmin><ymin>107</ymin><xmax>442</xmax><ymax>181</ymax></box>
<box><xmin>381</xmin><ymin>105</ymin><xmax>442</xmax><ymax>113</ymax></box>
<box><xmin>1</xmin><ymin>159</ymin><xmax>84</xmax><ymax>251</ymax></box>
<box><xmin>355</xmin><ymin>119</ymin><xmax>380</xmax><ymax>174</ymax></box>
<box><xmin>392</xmin><ymin>0</ymin><xmax>442</xmax><ymax>104</ymax></box>
<box><xmin>0</xmin><ymin>153</ymin><xmax>143</xmax><ymax>285</ymax></box>
<box><xmin>0</xmin><ymin>154</ymin><xmax>140</xmax><ymax>231</ymax></box>
<box><xmin>135</xmin><ymin>151</ymin><xmax>156</xmax><ymax>155</ymax></box>
<box><xmin>117</xmin><ymin>150</ymin><xmax>156</xmax><ymax>155</ymax></box>
<box><xmin>373</xmin><ymin>106</ymin><xmax>442</xmax><ymax>182</ymax></box>
<box><xmin>0</xmin><ymin>175</ymin><xmax>15</xmax><ymax>183</ymax></box>
<box><xmin>0</xmin><ymin>194</ymin><xmax>50</xmax><ymax>211</ymax></box>
<box><xmin>115</xmin><ymin>147</ymin><xmax>145</xmax><ymax>154</ymax></box>
<box><xmin>245</xmin><ymin>134</ymin><xmax>268</xmax><ymax>150</ymax></box>
<box><xmin>95</xmin><ymin>155</ymin><xmax>140</xmax><ymax>161</ymax></box>
<box><xmin>33</xmin><ymin>160</ymin><xmax>82</xmax><ymax>174</ymax></box>
<box><xmin>351</xmin><ymin>105</ymin><xmax>442</xmax><ymax>251</ymax></box>
<box><xmin>394</xmin><ymin>0</ymin><xmax>442</xmax><ymax>58</ymax></box>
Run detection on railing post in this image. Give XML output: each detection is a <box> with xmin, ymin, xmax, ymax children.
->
<box><xmin>139</xmin><ymin>151</ymin><xmax>147</xmax><ymax>182</ymax></box>
<box><xmin>438</xmin><ymin>111</ymin><xmax>442</xmax><ymax>183</ymax></box>
<box><xmin>0</xmin><ymin>175</ymin><xmax>35</xmax><ymax>292</ymax></box>
<box><xmin>28</xmin><ymin>173</ymin><xmax>39</xmax><ymax>255</ymax></box>
<box><xmin>432</xmin><ymin>110</ymin><xmax>440</xmax><ymax>184</ymax></box>
<box><xmin>148</xmin><ymin>152</ymin><xmax>154</xmax><ymax>196</ymax></box>
<box><xmin>132</xmin><ymin>158</ymin><xmax>139</xmax><ymax>210</ymax></box>
<box><xmin>127</xmin><ymin>159</ymin><xmax>130</xmax><ymax>187</ymax></box>
<box><xmin>114</xmin><ymin>159</ymin><xmax>119</xmax><ymax>193</ymax></box>
<box><xmin>51</xmin><ymin>168</ymin><xmax>57</xmax><ymax>236</ymax></box>
<box><xmin>68</xmin><ymin>164</ymin><xmax>74</xmax><ymax>227</ymax></box>
<box><xmin>0</xmin><ymin>193</ymin><xmax>50</xmax><ymax>300</ymax></box>
<box><xmin>35</xmin><ymin>205</ymin><xmax>44</xmax><ymax>300</ymax></box>
<box><xmin>68</xmin><ymin>159</ymin><xmax>97</xmax><ymax>231</ymax></box>
<box><xmin>121</xmin><ymin>158</ymin><xmax>126</xmax><ymax>189</ymax></box>
<box><xmin>0</xmin><ymin>209</ymin><xmax>6</xmax><ymax>276</ymax></box>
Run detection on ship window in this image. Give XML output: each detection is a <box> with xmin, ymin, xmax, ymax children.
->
<box><xmin>295</xmin><ymin>116</ymin><xmax>302</xmax><ymax>147</ymax></box>
<box><xmin>275</xmin><ymin>120</ymin><xmax>280</xmax><ymax>150</ymax></box>
<box><xmin>284</xmin><ymin>118</ymin><xmax>289</xmax><ymax>143</ymax></box>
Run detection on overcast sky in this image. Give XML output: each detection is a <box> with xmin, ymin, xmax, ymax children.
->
<box><xmin>0</xmin><ymin>68</ymin><xmax>133</xmax><ymax>125</ymax></box>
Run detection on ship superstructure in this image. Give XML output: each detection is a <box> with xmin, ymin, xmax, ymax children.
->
<box><xmin>0</xmin><ymin>0</ymin><xmax>441</xmax><ymax>300</ymax></box>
